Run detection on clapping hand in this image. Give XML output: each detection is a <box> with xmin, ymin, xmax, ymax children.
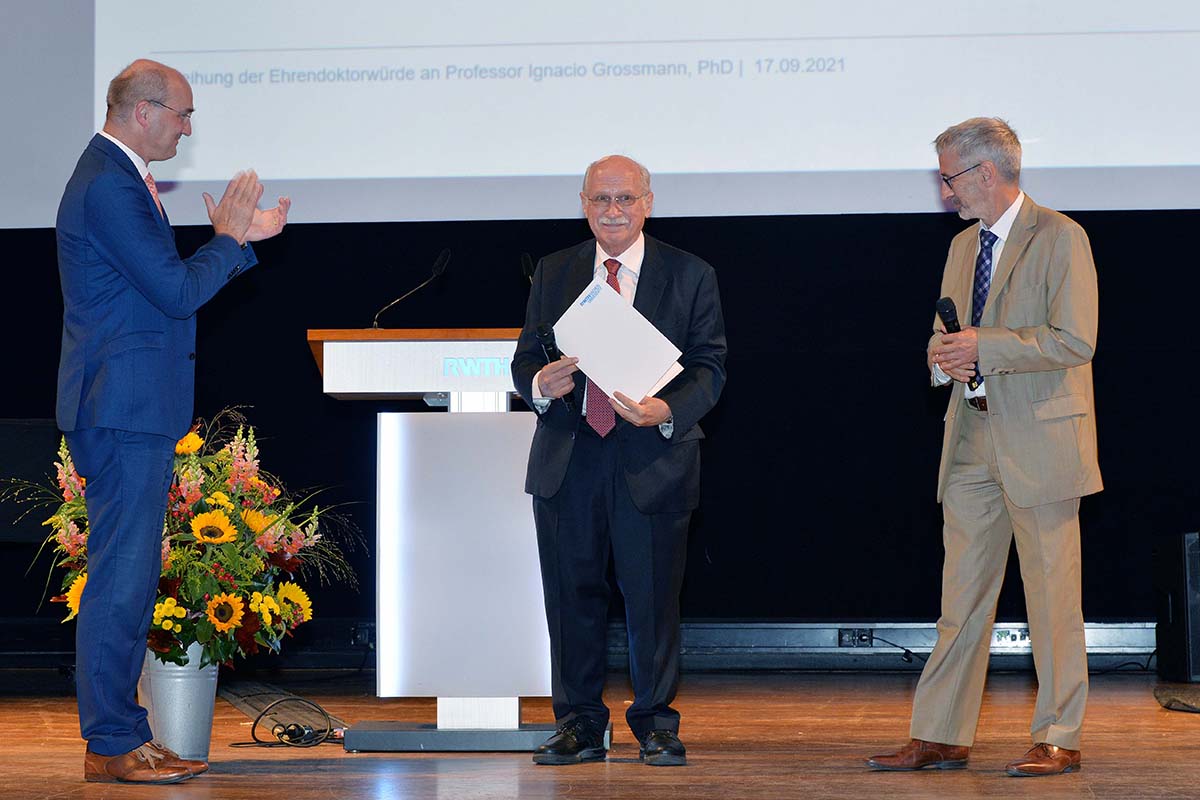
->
<box><xmin>245</xmin><ymin>196</ymin><xmax>291</xmax><ymax>242</ymax></box>
<box><xmin>203</xmin><ymin>170</ymin><xmax>264</xmax><ymax>245</ymax></box>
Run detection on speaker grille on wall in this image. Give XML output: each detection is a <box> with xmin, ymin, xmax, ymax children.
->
<box><xmin>1154</xmin><ymin>532</ymin><xmax>1200</xmax><ymax>683</ymax></box>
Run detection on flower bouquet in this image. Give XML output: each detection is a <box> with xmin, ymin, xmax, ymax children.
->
<box><xmin>12</xmin><ymin>410</ymin><xmax>356</xmax><ymax>667</ymax></box>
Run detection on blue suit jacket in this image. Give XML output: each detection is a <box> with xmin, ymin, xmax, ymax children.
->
<box><xmin>56</xmin><ymin>134</ymin><xmax>257</xmax><ymax>439</ymax></box>
<box><xmin>512</xmin><ymin>236</ymin><xmax>727</xmax><ymax>513</ymax></box>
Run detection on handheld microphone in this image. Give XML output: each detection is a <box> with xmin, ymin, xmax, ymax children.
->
<box><xmin>521</xmin><ymin>252</ymin><xmax>535</xmax><ymax>285</ymax></box>
<box><xmin>934</xmin><ymin>296</ymin><xmax>981</xmax><ymax>391</ymax></box>
<box><xmin>371</xmin><ymin>248</ymin><xmax>451</xmax><ymax>328</ymax></box>
<box><xmin>534</xmin><ymin>323</ymin><xmax>573</xmax><ymax>411</ymax></box>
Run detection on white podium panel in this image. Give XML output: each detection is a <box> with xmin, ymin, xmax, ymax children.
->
<box><xmin>324</xmin><ymin>340</ymin><xmax>516</xmax><ymax>397</ymax></box>
<box><xmin>376</xmin><ymin>411</ymin><xmax>550</xmax><ymax>697</ymax></box>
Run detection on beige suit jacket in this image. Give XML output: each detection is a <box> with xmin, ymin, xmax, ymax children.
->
<box><xmin>934</xmin><ymin>196</ymin><xmax>1103</xmax><ymax>509</ymax></box>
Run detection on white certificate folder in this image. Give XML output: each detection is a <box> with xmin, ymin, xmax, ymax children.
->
<box><xmin>553</xmin><ymin>279</ymin><xmax>683</xmax><ymax>402</ymax></box>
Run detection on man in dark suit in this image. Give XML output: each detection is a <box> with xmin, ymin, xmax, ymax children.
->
<box><xmin>56</xmin><ymin>59</ymin><xmax>289</xmax><ymax>784</ymax></box>
<box><xmin>512</xmin><ymin>155</ymin><xmax>726</xmax><ymax>767</ymax></box>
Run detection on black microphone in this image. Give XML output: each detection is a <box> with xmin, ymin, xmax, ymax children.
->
<box><xmin>534</xmin><ymin>323</ymin><xmax>573</xmax><ymax>411</ymax></box>
<box><xmin>371</xmin><ymin>248</ymin><xmax>451</xmax><ymax>328</ymax></box>
<box><xmin>521</xmin><ymin>252</ymin><xmax>535</xmax><ymax>285</ymax></box>
<box><xmin>934</xmin><ymin>296</ymin><xmax>981</xmax><ymax>391</ymax></box>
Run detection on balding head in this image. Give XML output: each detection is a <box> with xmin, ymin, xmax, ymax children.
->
<box><xmin>580</xmin><ymin>155</ymin><xmax>654</xmax><ymax>258</ymax></box>
<box><xmin>106</xmin><ymin>59</ymin><xmax>183</xmax><ymax>122</ymax></box>
<box><xmin>582</xmin><ymin>155</ymin><xmax>651</xmax><ymax>195</ymax></box>
<box><xmin>102</xmin><ymin>59</ymin><xmax>194</xmax><ymax>164</ymax></box>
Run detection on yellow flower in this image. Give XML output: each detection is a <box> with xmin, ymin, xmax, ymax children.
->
<box><xmin>241</xmin><ymin>509</ymin><xmax>277</xmax><ymax>535</ymax></box>
<box><xmin>64</xmin><ymin>573</ymin><xmax>87</xmax><ymax>622</ymax></box>
<box><xmin>207</xmin><ymin>491</ymin><xmax>233</xmax><ymax>511</ymax></box>
<box><xmin>190</xmin><ymin>510</ymin><xmax>237</xmax><ymax>544</ymax></box>
<box><xmin>175</xmin><ymin>432</ymin><xmax>204</xmax><ymax>455</ymax></box>
<box><xmin>276</xmin><ymin>582</ymin><xmax>313</xmax><ymax>623</ymax></box>
<box><xmin>205</xmin><ymin>593</ymin><xmax>245</xmax><ymax>633</ymax></box>
<box><xmin>153</xmin><ymin>597</ymin><xmax>189</xmax><ymax>628</ymax></box>
<box><xmin>250</xmin><ymin>591</ymin><xmax>281</xmax><ymax>626</ymax></box>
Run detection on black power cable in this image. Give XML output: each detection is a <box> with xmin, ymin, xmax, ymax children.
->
<box><xmin>229</xmin><ymin>696</ymin><xmax>340</xmax><ymax>748</ymax></box>
<box><xmin>871</xmin><ymin>634</ymin><xmax>929</xmax><ymax>664</ymax></box>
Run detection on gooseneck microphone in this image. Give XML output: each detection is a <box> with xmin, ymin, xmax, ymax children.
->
<box><xmin>535</xmin><ymin>324</ymin><xmax>573</xmax><ymax>411</ymax></box>
<box><xmin>371</xmin><ymin>248</ymin><xmax>451</xmax><ymax>328</ymax></box>
<box><xmin>934</xmin><ymin>296</ymin><xmax>981</xmax><ymax>391</ymax></box>
<box><xmin>521</xmin><ymin>252</ymin><xmax>535</xmax><ymax>285</ymax></box>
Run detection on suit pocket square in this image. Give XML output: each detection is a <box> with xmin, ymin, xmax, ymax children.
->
<box><xmin>1032</xmin><ymin>393</ymin><xmax>1087</xmax><ymax>421</ymax></box>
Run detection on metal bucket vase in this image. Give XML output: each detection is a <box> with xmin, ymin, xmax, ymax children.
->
<box><xmin>137</xmin><ymin>642</ymin><xmax>218</xmax><ymax>761</ymax></box>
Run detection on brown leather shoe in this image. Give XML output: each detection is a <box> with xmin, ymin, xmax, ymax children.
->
<box><xmin>149</xmin><ymin>740</ymin><xmax>209</xmax><ymax>775</ymax></box>
<box><xmin>866</xmin><ymin>738</ymin><xmax>969</xmax><ymax>771</ymax></box>
<box><xmin>1005</xmin><ymin>743</ymin><xmax>1081</xmax><ymax>776</ymax></box>
<box><xmin>84</xmin><ymin>742</ymin><xmax>194</xmax><ymax>784</ymax></box>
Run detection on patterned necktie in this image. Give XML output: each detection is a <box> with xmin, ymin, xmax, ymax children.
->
<box><xmin>584</xmin><ymin>258</ymin><xmax>623</xmax><ymax>437</ymax></box>
<box><xmin>971</xmin><ymin>229</ymin><xmax>999</xmax><ymax>327</ymax></box>
<box><xmin>144</xmin><ymin>173</ymin><xmax>164</xmax><ymax>218</ymax></box>
<box><xmin>969</xmin><ymin>229</ymin><xmax>998</xmax><ymax>388</ymax></box>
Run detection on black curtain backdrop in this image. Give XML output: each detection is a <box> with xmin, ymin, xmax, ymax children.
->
<box><xmin>2</xmin><ymin>207</ymin><xmax>1197</xmax><ymax>632</ymax></box>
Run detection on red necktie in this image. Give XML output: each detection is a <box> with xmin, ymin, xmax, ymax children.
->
<box><xmin>144</xmin><ymin>173</ymin><xmax>164</xmax><ymax>218</ymax></box>
<box><xmin>584</xmin><ymin>258</ymin><xmax>622</xmax><ymax>437</ymax></box>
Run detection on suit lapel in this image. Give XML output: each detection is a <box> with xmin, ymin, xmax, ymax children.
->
<box><xmin>633</xmin><ymin>236</ymin><xmax>668</xmax><ymax>323</ymax></box>
<box><xmin>565</xmin><ymin>242</ymin><xmax>596</xmax><ymax>307</ymax></box>
<box><xmin>982</xmin><ymin>197</ymin><xmax>1037</xmax><ymax>324</ymax></box>
<box><xmin>89</xmin><ymin>134</ymin><xmax>169</xmax><ymax>228</ymax></box>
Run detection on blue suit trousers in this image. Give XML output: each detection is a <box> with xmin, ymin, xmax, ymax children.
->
<box><xmin>64</xmin><ymin>427</ymin><xmax>176</xmax><ymax>756</ymax></box>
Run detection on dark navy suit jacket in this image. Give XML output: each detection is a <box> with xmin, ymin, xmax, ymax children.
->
<box><xmin>56</xmin><ymin>134</ymin><xmax>257</xmax><ymax>439</ymax></box>
<box><xmin>512</xmin><ymin>235</ymin><xmax>727</xmax><ymax>513</ymax></box>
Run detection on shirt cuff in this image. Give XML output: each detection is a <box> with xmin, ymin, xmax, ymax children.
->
<box><xmin>530</xmin><ymin>368</ymin><xmax>553</xmax><ymax>413</ymax></box>
<box><xmin>931</xmin><ymin>362</ymin><xmax>952</xmax><ymax>386</ymax></box>
<box><xmin>658</xmin><ymin>417</ymin><xmax>674</xmax><ymax>439</ymax></box>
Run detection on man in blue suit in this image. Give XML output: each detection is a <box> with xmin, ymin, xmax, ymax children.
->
<box><xmin>56</xmin><ymin>59</ymin><xmax>290</xmax><ymax>784</ymax></box>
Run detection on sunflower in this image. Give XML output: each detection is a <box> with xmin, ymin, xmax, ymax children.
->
<box><xmin>241</xmin><ymin>509</ymin><xmax>278</xmax><ymax>535</ymax></box>
<box><xmin>276</xmin><ymin>582</ymin><xmax>313</xmax><ymax>623</ymax></box>
<box><xmin>205</xmin><ymin>593</ymin><xmax>245</xmax><ymax>633</ymax></box>
<box><xmin>190</xmin><ymin>510</ymin><xmax>237</xmax><ymax>544</ymax></box>
<box><xmin>64</xmin><ymin>573</ymin><xmax>87</xmax><ymax>622</ymax></box>
<box><xmin>175</xmin><ymin>432</ymin><xmax>204</xmax><ymax>455</ymax></box>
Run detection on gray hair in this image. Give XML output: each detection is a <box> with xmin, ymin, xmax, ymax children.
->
<box><xmin>934</xmin><ymin>117</ymin><xmax>1022</xmax><ymax>183</ymax></box>
<box><xmin>105</xmin><ymin>59</ymin><xmax>177</xmax><ymax>120</ymax></box>
<box><xmin>582</xmin><ymin>155</ymin><xmax>651</xmax><ymax>193</ymax></box>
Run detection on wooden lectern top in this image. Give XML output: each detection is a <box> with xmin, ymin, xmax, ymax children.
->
<box><xmin>306</xmin><ymin>328</ymin><xmax>522</xmax><ymax>376</ymax></box>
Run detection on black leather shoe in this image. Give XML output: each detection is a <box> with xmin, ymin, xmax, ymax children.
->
<box><xmin>532</xmin><ymin>718</ymin><xmax>606</xmax><ymax>765</ymax></box>
<box><xmin>639</xmin><ymin>730</ymin><xmax>687</xmax><ymax>766</ymax></box>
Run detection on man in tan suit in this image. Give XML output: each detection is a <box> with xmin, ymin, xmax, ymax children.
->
<box><xmin>867</xmin><ymin>117</ymin><xmax>1101</xmax><ymax>777</ymax></box>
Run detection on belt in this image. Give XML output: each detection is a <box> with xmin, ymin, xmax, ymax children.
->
<box><xmin>966</xmin><ymin>396</ymin><xmax>988</xmax><ymax>412</ymax></box>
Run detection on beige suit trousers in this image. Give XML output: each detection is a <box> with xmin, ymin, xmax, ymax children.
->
<box><xmin>910</xmin><ymin>404</ymin><xmax>1088</xmax><ymax>750</ymax></box>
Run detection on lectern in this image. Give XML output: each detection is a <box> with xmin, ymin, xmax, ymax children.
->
<box><xmin>307</xmin><ymin>329</ymin><xmax>565</xmax><ymax>751</ymax></box>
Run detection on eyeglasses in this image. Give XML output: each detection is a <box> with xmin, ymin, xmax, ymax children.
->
<box><xmin>585</xmin><ymin>192</ymin><xmax>648</xmax><ymax>209</ymax></box>
<box><xmin>940</xmin><ymin>162</ymin><xmax>981</xmax><ymax>189</ymax></box>
<box><xmin>146</xmin><ymin>99</ymin><xmax>193</xmax><ymax>121</ymax></box>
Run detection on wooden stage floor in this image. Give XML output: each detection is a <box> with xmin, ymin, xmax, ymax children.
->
<box><xmin>1</xmin><ymin>670</ymin><xmax>1198</xmax><ymax>799</ymax></box>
